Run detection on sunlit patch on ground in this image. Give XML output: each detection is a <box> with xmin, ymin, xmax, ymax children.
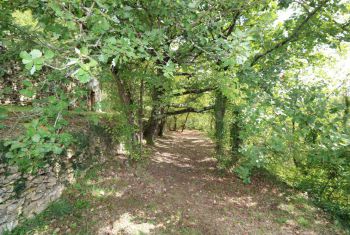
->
<box><xmin>98</xmin><ymin>213</ymin><xmax>156</xmax><ymax>235</ymax></box>
<box><xmin>8</xmin><ymin>131</ymin><xmax>346</xmax><ymax>235</ymax></box>
<box><xmin>229</xmin><ymin>196</ymin><xmax>258</xmax><ymax>208</ymax></box>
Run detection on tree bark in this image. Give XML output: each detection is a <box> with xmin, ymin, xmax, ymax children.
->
<box><xmin>158</xmin><ymin>117</ymin><xmax>166</xmax><ymax>137</ymax></box>
<box><xmin>138</xmin><ymin>78</ymin><xmax>144</xmax><ymax>156</ymax></box>
<box><xmin>88</xmin><ymin>77</ymin><xmax>102</xmax><ymax>112</ymax></box>
<box><xmin>230</xmin><ymin>109</ymin><xmax>241</xmax><ymax>164</ymax></box>
<box><xmin>143</xmin><ymin>86</ymin><xmax>164</xmax><ymax>145</ymax></box>
<box><xmin>181</xmin><ymin>113</ymin><xmax>190</xmax><ymax>132</ymax></box>
<box><xmin>173</xmin><ymin>116</ymin><xmax>177</xmax><ymax>131</ymax></box>
<box><xmin>165</xmin><ymin>105</ymin><xmax>214</xmax><ymax>116</ymax></box>
<box><xmin>344</xmin><ymin>95</ymin><xmax>349</xmax><ymax>132</ymax></box>
<box><xmin>111</xmin><ymin>67</ymin><xmax>137</xmax><ymax>149</ymax></box>
<box><xmin>143</xmin><ymin>57</ymin><xmax>170</xmax><ymax>145</ymax></box>
<box><xmin>214</xmin><ymin>90</ymin><xmax>227</xmax><ymax>156</ymax></box>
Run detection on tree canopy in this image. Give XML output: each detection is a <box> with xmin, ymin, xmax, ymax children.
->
<box><xmin>1</xmin><ymin>0</ymin><xmax>350</xmax><ymax>230</ymax></box>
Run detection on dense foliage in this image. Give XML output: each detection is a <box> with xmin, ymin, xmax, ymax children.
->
<box><xmin>0</xmin><ymin>0</ymin><xmax>349</xmax><ymax>229</ymax></box>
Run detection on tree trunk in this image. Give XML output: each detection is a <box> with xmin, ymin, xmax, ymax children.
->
<box><xmin>214</xmin><ymin>90</ymin><xmax>227</xmax><ymax>156</ymax></box>
<box><xmin>158</xmin><ymin>118</ymin><xmax>166</xmax><ymax>137</ymax></box>
<box><xmin>230</xmin><ymin>109</ymin><xmax>241</xmax><ymax>164</ymax></box>
<box><xmin>173</xmin><ymin>116</ymin><xmax>178</xmax><ymax>131</ymax></box>
<box><xmin>88</xmin><ymin>77</ymin><xmax>102</xmax><ymax>112</ymax></box>
<box><xmin>111</xmin><ymin>68</ymin><xmax>137</xmax><ymax>150</ymax></box>
<box><xmin>143</xmin><ymin>58</ymin><xmax>170</xmax><ymax>145</ymax></box>
<box><xmin>144</xmin><ymin>107</ymin><xmax>160</xmax><ymax>145</ymax></box>
<box><xmin>181</xmin><ymin>113</ymin><xmax>190</xmax><ymax>132</ymax></box>
<box><xmin>344</xmin><ymin>95</ymin><xmax>349</xmax><ymax>132</ymax></box>
<box><xmin>157</xmin><ymin>107</ymin><xmax>165</xmax><ymax>136</ymax></box>
<box><xmin>143</xmin><ymin>86</ymin><xmax>164</xmax><ymax>145</ymax></box>
<box><xmin>138</xmin><ymin>78</ymin><xmax>144</xmax><ymax>156</ymax></box>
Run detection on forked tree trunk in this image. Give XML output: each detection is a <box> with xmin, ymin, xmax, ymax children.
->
<box><xmin>143</xmin><ymin>58</ymin><xmax>170</xmax><ymax>145</ymax></box>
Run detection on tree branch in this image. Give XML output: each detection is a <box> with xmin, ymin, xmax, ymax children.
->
<box><xmin>175</xmin><ymin>72</ymin><xmax>194</xmax><ymax>77</ymax></box>
<box><xmin>251</xmin><ymin>0</ymin><xmax>329</xmax><ymax>66</ymax></box>
<box><xmin>172</xmin><ymin>87</ymin><xmax>216</xmax><ymax>97</ymax></box>
<box><xmin>165</xmin><ymin>105</ymin><xmax>214</xmax><ymax>116</ymax></box>
<box><xmin>224</xmin><ymin>10</ymin><xmax>241</xmax><ymax>37</ymax></box>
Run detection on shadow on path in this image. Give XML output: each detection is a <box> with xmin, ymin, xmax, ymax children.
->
<box><xmin>97</xmin><ymin>131</ymin><xmax>341</xmax><ymax>235</ymax></box>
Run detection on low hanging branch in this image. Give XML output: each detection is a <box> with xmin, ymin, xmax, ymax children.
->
<box><xmin>164</xmin><ymin>105</ymin><xmax>214</xmax><ymax>116</ymax></box>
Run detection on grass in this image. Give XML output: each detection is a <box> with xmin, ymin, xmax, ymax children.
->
<box><xmin>0</xmin><ymin>105</ymin><xmax>33</xmax><ymax>113</ymax></box>
<box><xmin>4</xmin><ymin>163</ymin><xmax>109</xmax><ymax>235</ymax></box>
<box><xmin>297</xmin><ymin>216</ymin><xmax>310</xmax><ymax>228</ymax></box>
<box><xmin>4</xmin><ymin>131</ymin><xmax>348</xmax><ymax>235</ymax></box>
<box><xmin>5</xmin><ymin>157</ymin><xmax>136</xmax><ymax>235</ymax></box>
<box><xmin>4</xmin><ymin>199</ymin><xmax>73</xmax><ymax>235</ymax></box>
<box><xmin>6</xmin><ymin>165</ymin><xmax>347</xmax><ymax>235</ymax></box>
<box><xmin>275</xmin><ymin>217</ymin><xmax>288</xmax><ymax>224</ymax></box>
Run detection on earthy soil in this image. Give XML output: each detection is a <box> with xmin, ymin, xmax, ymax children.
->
<box><xmin>14</xmin><ymin>130</ymin><xmax>345</xmax><ymax>235</ymax></box>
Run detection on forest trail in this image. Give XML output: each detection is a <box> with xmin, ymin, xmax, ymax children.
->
<box><xmin>95</xmin><ymin>131</ymin><xmax>341</xmax><ymax>235</ymax></box>
<box><xmin>20</xmin><ymin>131</ymin><xmax>343</xmax><ymax>235</ymax></box>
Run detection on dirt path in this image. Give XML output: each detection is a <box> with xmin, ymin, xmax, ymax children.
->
<box><xmin>96</xmin><ymin>131</ymin><xmax>342</xmax><ymax>235</ymax></box>
<box><xmin>16</xmin><ymin>131</ymin><xmax>344</xmax><ymax>235</ymax></box>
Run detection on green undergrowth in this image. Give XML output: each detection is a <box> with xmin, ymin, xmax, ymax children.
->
<box><xmin>266</xmin><ymin>163</ymin><xmax>350</xmax><ymax>232</ymax></box>
<box><xmin>5</xmin><ymin>160</ymin><xmax>124</xmax><ymax>235</ymax></box>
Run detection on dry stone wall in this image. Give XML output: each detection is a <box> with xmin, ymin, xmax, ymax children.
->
<box><xmin>0</xmin><ymin>126</ymin><xmax>120</xmax><ymax>234</ymax></box>
<box><xmin>0</xmin><ymin>164</ymin><xmax>65</xmax><ymax>232</ymax></box>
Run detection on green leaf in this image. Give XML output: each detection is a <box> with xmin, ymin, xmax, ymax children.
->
<box><xmin>80</xmin><ymin>47</ymin><xmax>89</xmax><ymax>56</ymax></box>
<box><xmin>44</xmin><ymin>49</ymin><xmax>55</xmax><ymax>59</ymax></box>
<box><xmin>32</xmin><ymin>134</ymin><xmax>41</xmax><ymax>143</ymax></box>
<box><xmin>25</xmin><ymin>62</ymin><xmax>33</xmax><ymax>70</ymax></box>
<box><xmin>74</xmin><ymin>68</ymin><xmax>91</xmax><ymax>83</ymax></box>
<box><xmin>49</xmin><ymin>2</ymin><xmax>64</xmax><ymax>17</ymax></box>
<box><xmin>19</xmin><ymin>89</ymin><xmax>34</xmax><ymax>97</ymax></box>
<box><xmin>92</xmin><ymin>17</ymin><xmax>110</xmax><ymax>34</ymax></box>
<box><xmin>0</xmin><ymin>107</ymin><xmax>8</xmax><ymax>120</ymax></box>
<box><xmin>30</xmin><ymin>49</ymin><xmax>42</xmax><ymax>59</ymax></box>
<box><xmin>20</xmin><ymin>51</ymin><xmax>31</xmax><ymax>61</ymax></box>
<box><xmin>31</xmin><ymin>119</ymin><xmax>39</xmax><ymax>128</ymax></box>
<box><xmin>30</xmin><ymin>66</ymin><xmax>36</xmax><ymax>75</ymax></box>
<box><xmin>9</xmin><ymin>142</ymin><xmax>25</xmax><ymax>151</ymax></box>
<box><xmin>53</xmin><ymin>146</ymin><xmax>63</xmax><ymax>154</ymax></box>
<box><xmin>188</xmin><ymin>2</ymin><xmax>197</xmax><ymax>8</ymax></box>
<box><xmin>22</xmin><ymin>59</ymin><xmax>32</xmax><ymax>64</ymax></box>
<box><xmin>22</xmin><ymin>80</ymin><xmax>33</xmax><ymax>87</ymax></box>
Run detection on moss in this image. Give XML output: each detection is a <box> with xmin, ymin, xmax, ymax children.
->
<box><xmin>71</xmin><ymin>132</ymin><xmax>90</xmax><ymax>150</ymax></box>
<box><xmin>13</xmin><ymin>177</ymin><xmax>26</xmax><ymax>198</ymax></box>
<box><xmin>0</xmin><ymin>139</ymin><xmax>10</xmax><ymax>164</ymax></box>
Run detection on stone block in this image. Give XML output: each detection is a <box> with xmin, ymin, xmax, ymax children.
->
<box><xmin>31</xmin><ymin>192</ymin><xmax>43</xmax><ymax>201</ymax></box>
<box><xmin>8</xmin><ymin>166</ymin><xmax>18</xmax><ymax>174</ymax></box>
<box><xmin>22</xmin><ymin>201</ymin><xmax>39</xmax><ymax>218</ymax></box>
<box><xmin>0</xmin><ymin>192</ymin><xmax>11</xmax><ymax>203</ymax></box>
<box><xmin>0</xmin><ymin>220</ymin><xmax>18</xmax><ymax>234</ymax></box>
